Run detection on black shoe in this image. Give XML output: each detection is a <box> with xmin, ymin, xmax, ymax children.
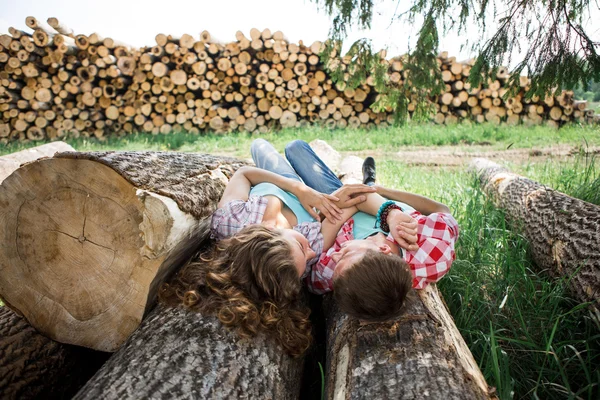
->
<box><xmin>362</xmin><ymin>157</ymin><xmax>376</xmax><ymax>186</ymax></box>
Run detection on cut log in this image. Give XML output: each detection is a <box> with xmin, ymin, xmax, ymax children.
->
<box><xmin>471</xmin><ymin>158</ymin><xmax>600</xmax><ymax>318</ymax></box>
<box><xmin>74</xmin><ymin>305</ymin><xmax>303</xmax><ymax>399</ymax></box>
<box><xmin>0</xmin><ymin>151</ymin><xmax>246</xmax><ymax>351</ymax></box>
<box><xmin>0</xmin><ymin>307</ymin><xmax>109</xmax><ymax>400</ymax></box>
<box><xmin>0</xmin><ymin>141</ymin><xmax>75</xmax><ymax>183</ymax></box>
<box><xmin>323</xmin><ymin>286</ymin><xmax>493</xmax><ymax>399</ymax></box>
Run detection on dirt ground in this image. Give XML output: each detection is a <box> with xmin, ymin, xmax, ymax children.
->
<box><xmin>347</xmin><ymin>144</ymin><xmax>600</xmax><ymax>167</ymax></box>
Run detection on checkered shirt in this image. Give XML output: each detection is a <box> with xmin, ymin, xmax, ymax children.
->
<box><xmin>210</xmin><ymin>196</ymin><xmax>324</xmax><ymax>273</ymax></box>
<box><xmin>306</xmin><ymin>211</ymin><xmax>459</xmax><ymax>294</ymax></box>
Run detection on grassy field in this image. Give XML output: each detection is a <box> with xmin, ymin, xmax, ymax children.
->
<box><xmin>1</xmin><ymin>124</ymin><xmax>598</xmax><ymax>398</ymax></box>
<box><xmin>1</xmin><ymin>123</ymin><xmax>599</xmax><ymax>157</ymax></box>
<box><xmin>376</xmin><ymin>161</ymin><xmax>599</xmax><ymax>399</ymax></box>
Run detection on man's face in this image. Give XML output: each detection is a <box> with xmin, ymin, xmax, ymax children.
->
<box><xmin>331</xmin><ymin>236</ymin><xmax>391</xmax><ymax>280</ymax></box>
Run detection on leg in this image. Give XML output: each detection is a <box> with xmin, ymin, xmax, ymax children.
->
<box><xmin>250</xmin><ymin>139</ymin><xmax>302</xmax><ymax>181</ymax></box>
<box><xmin>284</xmin><ymin>140</ymin><xmax>342</xmax><ymax>194</ymax></box>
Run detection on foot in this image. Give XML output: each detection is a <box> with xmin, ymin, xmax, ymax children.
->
<box><xmin>362</xmin><ymin>157</ymin><xmax>376</xmax><ymax>186</ymax></box>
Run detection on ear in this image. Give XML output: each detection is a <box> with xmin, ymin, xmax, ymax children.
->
<box><xmin>378</xmin><ymin>244</ymin><xmax>392</xmax><ymax>254</ymax></box>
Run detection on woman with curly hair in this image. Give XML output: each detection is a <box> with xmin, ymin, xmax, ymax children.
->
<box><xmin>161</xmin><ymin>139</ymin><xmax>374</xmax><ymax>356</ymax></box>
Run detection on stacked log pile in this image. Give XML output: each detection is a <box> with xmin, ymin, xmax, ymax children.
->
<box><xmin>0</xmin><ymin>17</ymin><xmax>597</xmax><ymax>144</ymax></box>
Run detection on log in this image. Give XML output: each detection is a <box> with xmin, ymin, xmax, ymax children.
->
<box><xmin>0</xmin><ymin>151</ymin><xmax>246</xmax><ymax>351</ymax></box>
<box><xmin>0</xmin><ymin>306</ymin><xmax>109</xmax><ymax>400</ymax></box>
<box><xmin>323</xmin><ymin>286</ymin><xmax>493</xmax><ymax>399</ymax></box>
<box><xmin>0</xmin><ymin>141</ymin><xmax>75</xmax><ymax>183</ymax></box>
<box><xmin>471</xmin><ymin>158</ymin><xmax>600</xmax><ymax>318</ymax></box>
<box><xmin>74</xmin><ymin>305</ymin><xmax>303</xmax><ymax>399</ymax></box>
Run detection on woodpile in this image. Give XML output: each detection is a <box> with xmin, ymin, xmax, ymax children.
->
<box><xmin>0</xmin><ymin>16</ymin><xmax>597</xmax><ymax>144</ymax></box>
<box><xmin>471</xmin><ymin>158</ymin><xmax>600</xmax><ymax>320</ymax></box>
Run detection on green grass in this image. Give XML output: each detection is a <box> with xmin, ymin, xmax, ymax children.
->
<box><xmin>377</xmin><ymin>162</ymin><xmax>600</xmax><ymax>399</ymax></box>
<box><xmin>2</xmin><ymin>123</ymin><xmax>599</xmax><ymax>157</ymax></box>
<box><xmin>514</xmin><ymin>149</ymin><xmax>600</xmax><ymax>206</ymax></box>
<box><xmin>2</xmin><ymin>126</ymin><xmax>598</xmax><ymax>398</ymax></box>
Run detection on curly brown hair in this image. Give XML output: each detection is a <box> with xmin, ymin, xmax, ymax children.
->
<box><xmin>159</xmin><ymin>224</ymin><xmax>312</xmax><ymax>357</ymax></box>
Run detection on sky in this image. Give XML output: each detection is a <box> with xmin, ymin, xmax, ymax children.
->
<box><xmin>0</xmin><ymin>0</ymin><xmax>598</xmax><ymax>67</ymax></box>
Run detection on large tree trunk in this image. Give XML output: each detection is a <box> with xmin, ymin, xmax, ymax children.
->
<box><xmin>0</xmin><ymin>306</ymin><xmax>108</xmax><ymax>400</ymax></box>
<box><xmin>471</xmin><ymin>158</ymin><xmax>600</xmax><ymax>317</ymax></box>
<box><xmin>74</xmin><ymin>305</ymin><xmax>304</xmax><ymax>400</ymax></box>
<box><xmin>0</xmin><ymin>151</ymin><xmax>245</xmax><ymax>351</ymax></box>
<box><xmin>323</xmin><ymin>285</ymin><xmax>493</xmax><ymax>399</ymax></box>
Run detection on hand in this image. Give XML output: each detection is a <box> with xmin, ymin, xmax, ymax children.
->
<box><xmin>387</xmin><ymin>209</ymin><xmax>419</xmax><ymax>252</ymax></box>
<box><xmin>296</xmin><ymin>186</ymin><xmax>343</xmax><ymax>221</ymax></box>
<box><xmin>330</xmin><ymin>184</ymin><xmax>377</xmax><ymax>209</ymax></box>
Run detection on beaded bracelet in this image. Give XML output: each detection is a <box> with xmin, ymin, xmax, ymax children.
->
<box><xmin>375</xmin><ymin>200</ymin><xmax>403</xmax><ymax>233</ymax></box>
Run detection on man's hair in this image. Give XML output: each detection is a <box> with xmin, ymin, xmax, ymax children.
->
<box><xmin>333</xmin><ymin>250</ymin><xmax>413</xmax><ymax>321</ymax></box>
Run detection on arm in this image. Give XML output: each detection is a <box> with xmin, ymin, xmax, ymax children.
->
<box><xmin>347</xmin><ymin>190</ymin><xmax>421</xmax><ymax>251</ymax></box>
<box><xmin>320</xmin><ymin>206</ymin><xmax>358</xmax><ymax>250</ymax></box>
<box><xmin>374</xmin><ymin>186</ymin><xmax>451</xmax><ymax>215</ymax></box>
<box><xmin>218</xmin><ymin>166</ymin><xmax>343</xmax><ymax>220</ymax></box>
<box><xmin>218</xmin><ymin>166</ymin><xmax>303</xmax><ymax>207</ymax></box>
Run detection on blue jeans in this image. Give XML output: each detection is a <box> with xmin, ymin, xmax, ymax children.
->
<box><xmin>250</xmin><ymin>139</ymin><xmax>342</xmax><ymax>194</ymax></box>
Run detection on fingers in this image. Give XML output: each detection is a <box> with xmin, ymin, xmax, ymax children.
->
<box><xmin>397</xmin><ymin>229</ymin><xmax>418</xmax><ymax>244</ymax></box>
<box><xmin>396</xmin><ymin>224</ymin><xmax>417</xmax><ymax>237</ymax></box>
<box><xmin>307</xmin><ymin>207</ymin><xmax>322</xmax><ymax>221</ymax></box>
<box><xmin>343</xmin><ymin>195</ymin><xmax>368</xmax><ymax>207</ymax></box>
<box><xmin>328</xmin><ymin>200</ymin><xmax>342</xmax><ymax>215</ymax></box>
<box><xmin>339</xmin><ymin>184</ymin><xmax>377</xmax><ymax>197</ymax></box>
<box><xmin>394</xmin><ymin>236</ymin><xmax>419</xmax><ymax>252</ymax></box>
<box><xmin>321</xmin><ymin>201</ymin><xmax>343</xmax><ymax>221</ymax></box>
<box><xmin>343</xmin><ymin>184</ymin><xmax>377</xmax><ymax>191</ymax></box>
<box><xmin>325</xmin><ymin>194</ymin><xmax>340</xmax><ymax>202</ymax></box>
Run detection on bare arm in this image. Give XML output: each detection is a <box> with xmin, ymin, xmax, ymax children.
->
<box><xmin>320</xmin><ymin>206</ymin><xmax>358</xmax><ymax>250</ymax></box>
<box><xmin>218</xmin><ymin>166</ymin><xmax>303</xmax><ymax>206</ymax></box>
<box><xmin>374</xmin><ymin>186</ymin><xmax>451</xmax><ymax>215</ymax></box>
<box><xmin>218</xmin><ymin>166</ymin><xmax>343</xmax><ymax>220</ymax></box>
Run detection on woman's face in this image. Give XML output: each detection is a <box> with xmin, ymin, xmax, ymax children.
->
<box><xmin>278</xmin><ymin>228</ymin><xmax>316</xmax><ymax>276</ymax></box>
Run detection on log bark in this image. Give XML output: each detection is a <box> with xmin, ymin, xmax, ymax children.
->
<box><xmin>0</xmin><ymin>306</ymin><xmax>109</xmax><ymax>400</ymax></box>
<box><xmin>323</xmin><ymin>286</ymin><xmax>494</xmax><ymax>399</ymax></box>
<box><xmin>0</xmin><ymin>151</ymin><xmax>245</xmax><ymax>352</ymax></box>
<box><xmin>74</xmin><ymin>305</ymin><xmax>303</xmax><ymax>400</ymax></box>
<box><xmin>471</xmin><ymin>158</ymin><xmax>600</xmax><ymax>317</ymax></box>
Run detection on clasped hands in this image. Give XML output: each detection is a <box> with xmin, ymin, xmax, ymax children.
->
<box><xmin>295</xmin><ymin>183</ymin><xmax>418</xmax><ymax>252</ymax></box>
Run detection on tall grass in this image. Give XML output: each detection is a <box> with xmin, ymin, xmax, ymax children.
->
<box><xmin>378</xmin><ymin>162</ymin><xmax>600</xmax><ymax>399</ymax></box>
<box><xmin>516</xmin><ymin>149</ymin><xmax>600</xmax><ymax>206</ymax></box>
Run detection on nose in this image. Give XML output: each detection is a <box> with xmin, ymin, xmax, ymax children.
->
<box><xmin>307</xmin><ymin>247</ymin><xmax>316</xmax><ymax>260</ymax></box>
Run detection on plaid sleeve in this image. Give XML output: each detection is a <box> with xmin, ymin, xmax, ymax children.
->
<box><xmin>210</xmin><ymin>196</ymin><xmax>268</xmax><ymax>240</ymax></box>
<box><xmin>405</xmin><ymin>212</ymin><xmax>459</xmax><ymax>289</ymax></box>
<box><xmin>305</xmin><ymin>219</ymin><xmax>354</xmax><ymax>294</ymax></box>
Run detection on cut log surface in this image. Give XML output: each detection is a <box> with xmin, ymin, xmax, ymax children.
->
<box><xmin>0</xmin><ymin>307</ymin><xmax>108</xmax><ymax>400</ymax></box>
<box><xmin>471</xmin><ymin>158</ymin><xmax>600</xmax><ymax>314</ymax></box>
<box><xmin>0</xmin><ymin>151</ymin><xmax>246</xmax><ymax>352</ymax></box>
<box><xmin>75</xmin><ymin>305</ymin><xmax>303</xmax><ymax>400</ymax></box>
<box><xmin>323</xmin><ymin>286</ymin><xmax>493</xmax><ymax>399</ymax></box>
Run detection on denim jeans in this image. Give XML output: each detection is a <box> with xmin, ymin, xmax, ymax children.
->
<box><xmin>250</xmin><ymin>139</ymin><xmax>342</xmax><ymax>194</ymax></box>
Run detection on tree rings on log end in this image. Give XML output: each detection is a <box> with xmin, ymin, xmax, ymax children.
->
<box><xmin>0</xmin><ymin>158</ymin><xmax>183</xmax><ymax>351</ymax></box>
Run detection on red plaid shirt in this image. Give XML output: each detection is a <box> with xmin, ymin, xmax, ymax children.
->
<box><xmin>306</xmin><ymin>211</ymin><xmax>459</xmax><ymax>294</ymax></box>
